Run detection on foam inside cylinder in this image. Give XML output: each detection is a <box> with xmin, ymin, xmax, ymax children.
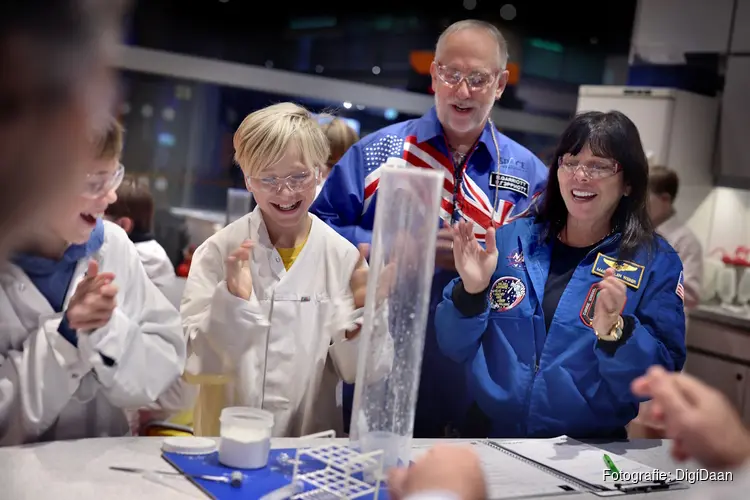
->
<box><xmin>349</xmin><ymin>165</ymin><xmax>444</xmax><ymax>471</ymax></box>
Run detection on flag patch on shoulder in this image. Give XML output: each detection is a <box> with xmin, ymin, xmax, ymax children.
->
<box><xmin>676</xmin><ymin>271</ymin><xmax>685</xmax><ymax>301</ymax></box>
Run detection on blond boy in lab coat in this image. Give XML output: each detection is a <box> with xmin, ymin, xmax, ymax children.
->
<box><xmin>182</xmin><ymin>103</ymin><xmax>389</xmax><ymax>437</ymax></box>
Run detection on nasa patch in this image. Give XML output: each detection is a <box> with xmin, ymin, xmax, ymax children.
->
<box><xmin>489</xmin><ymin>276</ymin><xmax>527</xmax><ymax>312</ymax></box>
<box><xmin>507</xmin><ymin>248</ymin><xmax>525</xmax><ymax>270</ymax></box>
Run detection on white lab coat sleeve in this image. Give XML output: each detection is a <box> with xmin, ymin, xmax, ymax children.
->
<box><xmin>679</xmin><ymin>234</ymin><xmax>703</xmax><ymax>310</ymax></box>
<box><xmin>136</xmin><ymin>241</ymin><xmax>178</xmax><ymax>291</ymax></box>
<box><xmin>181</xmin><ymin>240</ymin><xmax>270</xmax><ymax>373</ymax></box>
<box><xmin>139</xmin><ymin>375</ymin><xmax>198</xmax><ymax>424</ymax></box>
<box><xmin>76</xmin><ymin>241</ymin><xmax>186</xmax><ymax>409</ymax></box>
<box><xmin>0</xmin><ymin>309</ymin><xmax>93</xmax><ymax>445</ymax></box>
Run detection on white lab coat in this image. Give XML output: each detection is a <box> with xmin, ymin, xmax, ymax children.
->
<box><xmin>0</xmin><ymin>221</ymin><xmax>187</xmax><ymax>445</ymax></box>
<box><xmin>658</xmin><ymin>214</ymin><xmax>703</xmax><ymax>309</ymax></box>
<box><xmin>134</xmin><ymin>239</ymin><xmax>176</xmax><ymax>291</ymax></box>
<box><xmin>182</xmin><ymin>208</ymin><xmax>391</xmax><ymax>437</ymax></box>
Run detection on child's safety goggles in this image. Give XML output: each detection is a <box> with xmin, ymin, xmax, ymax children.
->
<box><xmin>81</xmin><ymin>162</ymin><xmax>125</xmax><ymax>199</ymax></box>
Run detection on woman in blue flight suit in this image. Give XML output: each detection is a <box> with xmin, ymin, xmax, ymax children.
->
<box><xmin>435</xmin><ymin>111</ymin><xmax>687</xmax><ymax>439</ymax></box>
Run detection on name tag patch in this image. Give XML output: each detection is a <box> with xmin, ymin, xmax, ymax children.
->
<box><xmin>489</xmin><ymin>276</ymin><xmax>526</xmax><ymax>312</ymax></box>
<box><xmin>591</xmin><ymin>253</ymin><xmax>645</xmax><ymax>290</ymax></box>
<box><xmin>489</xmin><ymin>173</ymin><xmax>530</xmax><ymax>197</ymax></box>
<box><xmin>580</xmin><ymin>284</ymin><xmax>599</xmax><ymax>328</ymax></box>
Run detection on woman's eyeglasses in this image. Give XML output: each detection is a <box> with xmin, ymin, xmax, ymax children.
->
<box><xmin>435</xmin><ymin>63</ymin><xmax>498</xmax><ymax>92</ymax></box>
<box><xmin>557</xmin><ymin>157</ymin><xmax>622</xmax><ymax>179</ymax></box>
<box><xmin>247</xmin><ymin>169</ymin><xmax>318</xmax><ymax>194</ymax></box>
<box><xmin>81</xmin><ymin>162</ymin><xmax>125</xmax><ymax>199</ymax></box>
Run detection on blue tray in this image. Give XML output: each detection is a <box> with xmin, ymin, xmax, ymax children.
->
<box><xmin>162</xmin><ymin>448</ymin><xmax>390</xmax><ymax>499</ymax></box>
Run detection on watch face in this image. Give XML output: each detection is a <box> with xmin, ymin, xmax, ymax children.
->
<box><xmin>597</xmin><ymin>328</ymin><xmax>621</xmax><ymax>341</ymax></box>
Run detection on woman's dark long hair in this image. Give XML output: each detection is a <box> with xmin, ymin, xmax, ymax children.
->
<box><xmin>535</xmin><ymin>110</ymin><xmax>654</xmax><ymax>259</ymax></box>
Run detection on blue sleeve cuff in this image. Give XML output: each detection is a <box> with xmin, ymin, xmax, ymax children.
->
<box><xmin>59</xmin><ymin>312</ymin><xmax>115</xmax><ymax>366</ymax></box>
<box><xmin>57</xmin><ymin>314</ymin><xmax>78</xmax><ymax>347</ymax></box>
<box><xmin>596</xmin><ymin>315</ymin><xmax>635</xmax><ymax>356</ymax></box>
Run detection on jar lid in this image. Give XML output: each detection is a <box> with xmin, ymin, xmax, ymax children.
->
<box><xmin>161</xmin><ymin>436</ymin><xmax>218</xmax><ymax>455</ymax></box>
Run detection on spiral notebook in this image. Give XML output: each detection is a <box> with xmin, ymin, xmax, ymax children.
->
<box><xmin>475</xmin><ymin>436</ymin><xmax>689</xmax><ymax>497</ymax></box>
<box><xmin>445</xmin><ymin>441</ymin><xmax>582</xmax><ymax>499</ymax></box>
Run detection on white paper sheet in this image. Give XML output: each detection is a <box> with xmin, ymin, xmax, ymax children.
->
<box><xmin>499</xmin><ymin>436</ymin><xmax>659</xmax><ymax>489</ymax></box>
<box><xmin>411</xmin><ymin>442</ymin><xmax>580</xmax><ymax>499</ymax></box>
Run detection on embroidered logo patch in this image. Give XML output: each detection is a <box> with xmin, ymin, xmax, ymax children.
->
<box><xmin>580</xmin><ymin>284</ymin><xmax>599</xmax><ymax>328</ymax></box>
<box><xmin>676</xmin><ymin>271</ymin><xmax>685</xmax><ymax>301</ymax></box>
<box><xmin>507</xmin><ymin>249</ymin><xmax>525</xmax><ymax>270</ymax></box>
<box><xmin>488</xmin><ymin>173</ymin><xmax>530</xmax><ymax>197</ymax></box>
<box><xmin>489</xmin><ymin>276</ymin><xmax>527</xmax><ymax>312</ymax></box>
<box><xmin>591</xmin><ymin>253</ymin><xmax>645</xmax><ymax>290</ymax></box>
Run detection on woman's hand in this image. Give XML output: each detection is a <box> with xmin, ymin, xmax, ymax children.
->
<box><xmin>592</xmin><ymin>268</ymin><xmax>627</xmax><ymax>334</ymax></box>
<box><xmin>452</xmin><ymin>220</ymin><xmax>498</xmax><ymax>294</ymax></box>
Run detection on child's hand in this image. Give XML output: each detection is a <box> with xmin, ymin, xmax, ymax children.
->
<box><xmin>350</xmin><ymin>244</ymin><xmax>369</xmax><ymax>309</ymax></box>
<box><xmin>67</xmin><ymin>260</ymin><xmax>118</xmax><ymax>331</ymax></box>
<box><xmin>226</xmin><ymin>239</ymin><xmax>253</xmax><ymax>300</ymax></box>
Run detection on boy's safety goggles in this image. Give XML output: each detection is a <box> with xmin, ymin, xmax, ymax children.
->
<box><xmin>246</xmin><ymin>168</ymin><xmax>318</xmax><ymax>194</ymax></box>
<box><xmin>81</xmin><ymin>162</ymin><xmax>125</xmax><ymax>199</ymax></box>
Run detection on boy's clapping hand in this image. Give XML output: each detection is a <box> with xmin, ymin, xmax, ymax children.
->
<box><xmin>66</xmin><ymin>260</ymin><xmax>118</xmax><ymax>331</ymax></box>
<box><xmin>226</xmin><ymin>239</ymin><xmax>254</xmax><ymax>300</ymax></box>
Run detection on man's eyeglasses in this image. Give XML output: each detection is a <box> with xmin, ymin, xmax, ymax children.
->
<box><xmin>82</xmin><ymin>162</ymin><xmax>125</xmax><ymax>199</ymax></box>
<box><xmin>557</xmin><ymin>157</ymin><xmax>622</xmax><ymax>180</ymax></box>
<box><xmin>435</xmin><ymin>63</ymin><xmax>498</xmax><ymax>92</ymax></box>
<box><xmin>247</xmin><ymin>169</ymin><xmax>318</xmax><ymax>194</ymax></box>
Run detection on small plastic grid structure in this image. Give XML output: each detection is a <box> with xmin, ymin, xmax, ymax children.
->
<box><xmin>292</xmin><ymin>442</ymin><xmax>384</xmax><ymax>500</ymax></box>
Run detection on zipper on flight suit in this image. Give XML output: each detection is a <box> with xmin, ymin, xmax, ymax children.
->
<box><xmin>521</xmin><ymin>233</ymin><xmax>621</xmax><ymax>435</ymax></box>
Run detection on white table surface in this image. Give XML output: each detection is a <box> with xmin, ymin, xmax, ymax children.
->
<box><xmin>0</xmin><ymin>437</ymin><xmax>700</xmax><ymax>499</ymax></box>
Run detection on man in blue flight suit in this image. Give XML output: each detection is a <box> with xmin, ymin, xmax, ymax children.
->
<box><xmin>310</xmin><ymin>19</ymin><xmax>549</xmax><ymax>437</ymax></box>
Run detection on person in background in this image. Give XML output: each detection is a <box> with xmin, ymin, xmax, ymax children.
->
<box><xmin>320</xmin><ymin>116</ymin><xmax>360</xmax><ymax>175</ymax></box>
<box><xmin>318</xmin><ymin>116</ymin><xmax>359</xmax><ymax>198</ymax></box>
<box><xmin>311</xmin><ymin>19</ymin><xmax>549</xmax><ymax>438</ymax></box>
<box><xmin>628</xmin><ymin>165</ymin><xmax>703</xmax><ymax>438</ymax></box>
<box><xmin>0</xmin><ymin>119</ymin><xmax>186</xmax><ymax>445</ymax></box>
<box><xmin>647</xmin><ymin>166</ymin><xmax>703</xmax><ymax>309</ymax></box>
<box><xmin>105</xmin><ymin>173</ymin><xmax>177</xmax><ymax>291</ymax></box>
<box><xmin>181</xmin><ymin>103</ymin><xmax>390</xmax><ymax>437</ymax></box>
<box><xmin>435</xmin><ymin>111</ymin><xmax>686</xmax><ymax>439</ymax></box>
<box><xmin>0</xmin><ymin>0</ymin><xmax>125</xmax><ymax>260</ymax></box>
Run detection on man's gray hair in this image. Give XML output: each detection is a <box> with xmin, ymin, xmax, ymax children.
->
<box><xmin>435</xmin><ymin>19</ymin><xmax>509</xmax><ymax>70</ymax></box>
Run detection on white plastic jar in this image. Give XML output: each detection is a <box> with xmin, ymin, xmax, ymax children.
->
<box><xmin>218</xmin><ymin>407</ymin><xmax>275</xmax><ymax>469</ymax></box>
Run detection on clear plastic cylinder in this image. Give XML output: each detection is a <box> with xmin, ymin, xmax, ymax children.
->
<box><xmin>349</xmin><ymin>165</ymin><xmax>444</xmax><ymax>470</ymax></box>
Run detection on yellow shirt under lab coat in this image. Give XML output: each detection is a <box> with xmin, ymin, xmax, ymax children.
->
<box><xmin>181</xmin><ymin>208</ymin><xmax>389</xmax><ymax>437</ymax></box>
